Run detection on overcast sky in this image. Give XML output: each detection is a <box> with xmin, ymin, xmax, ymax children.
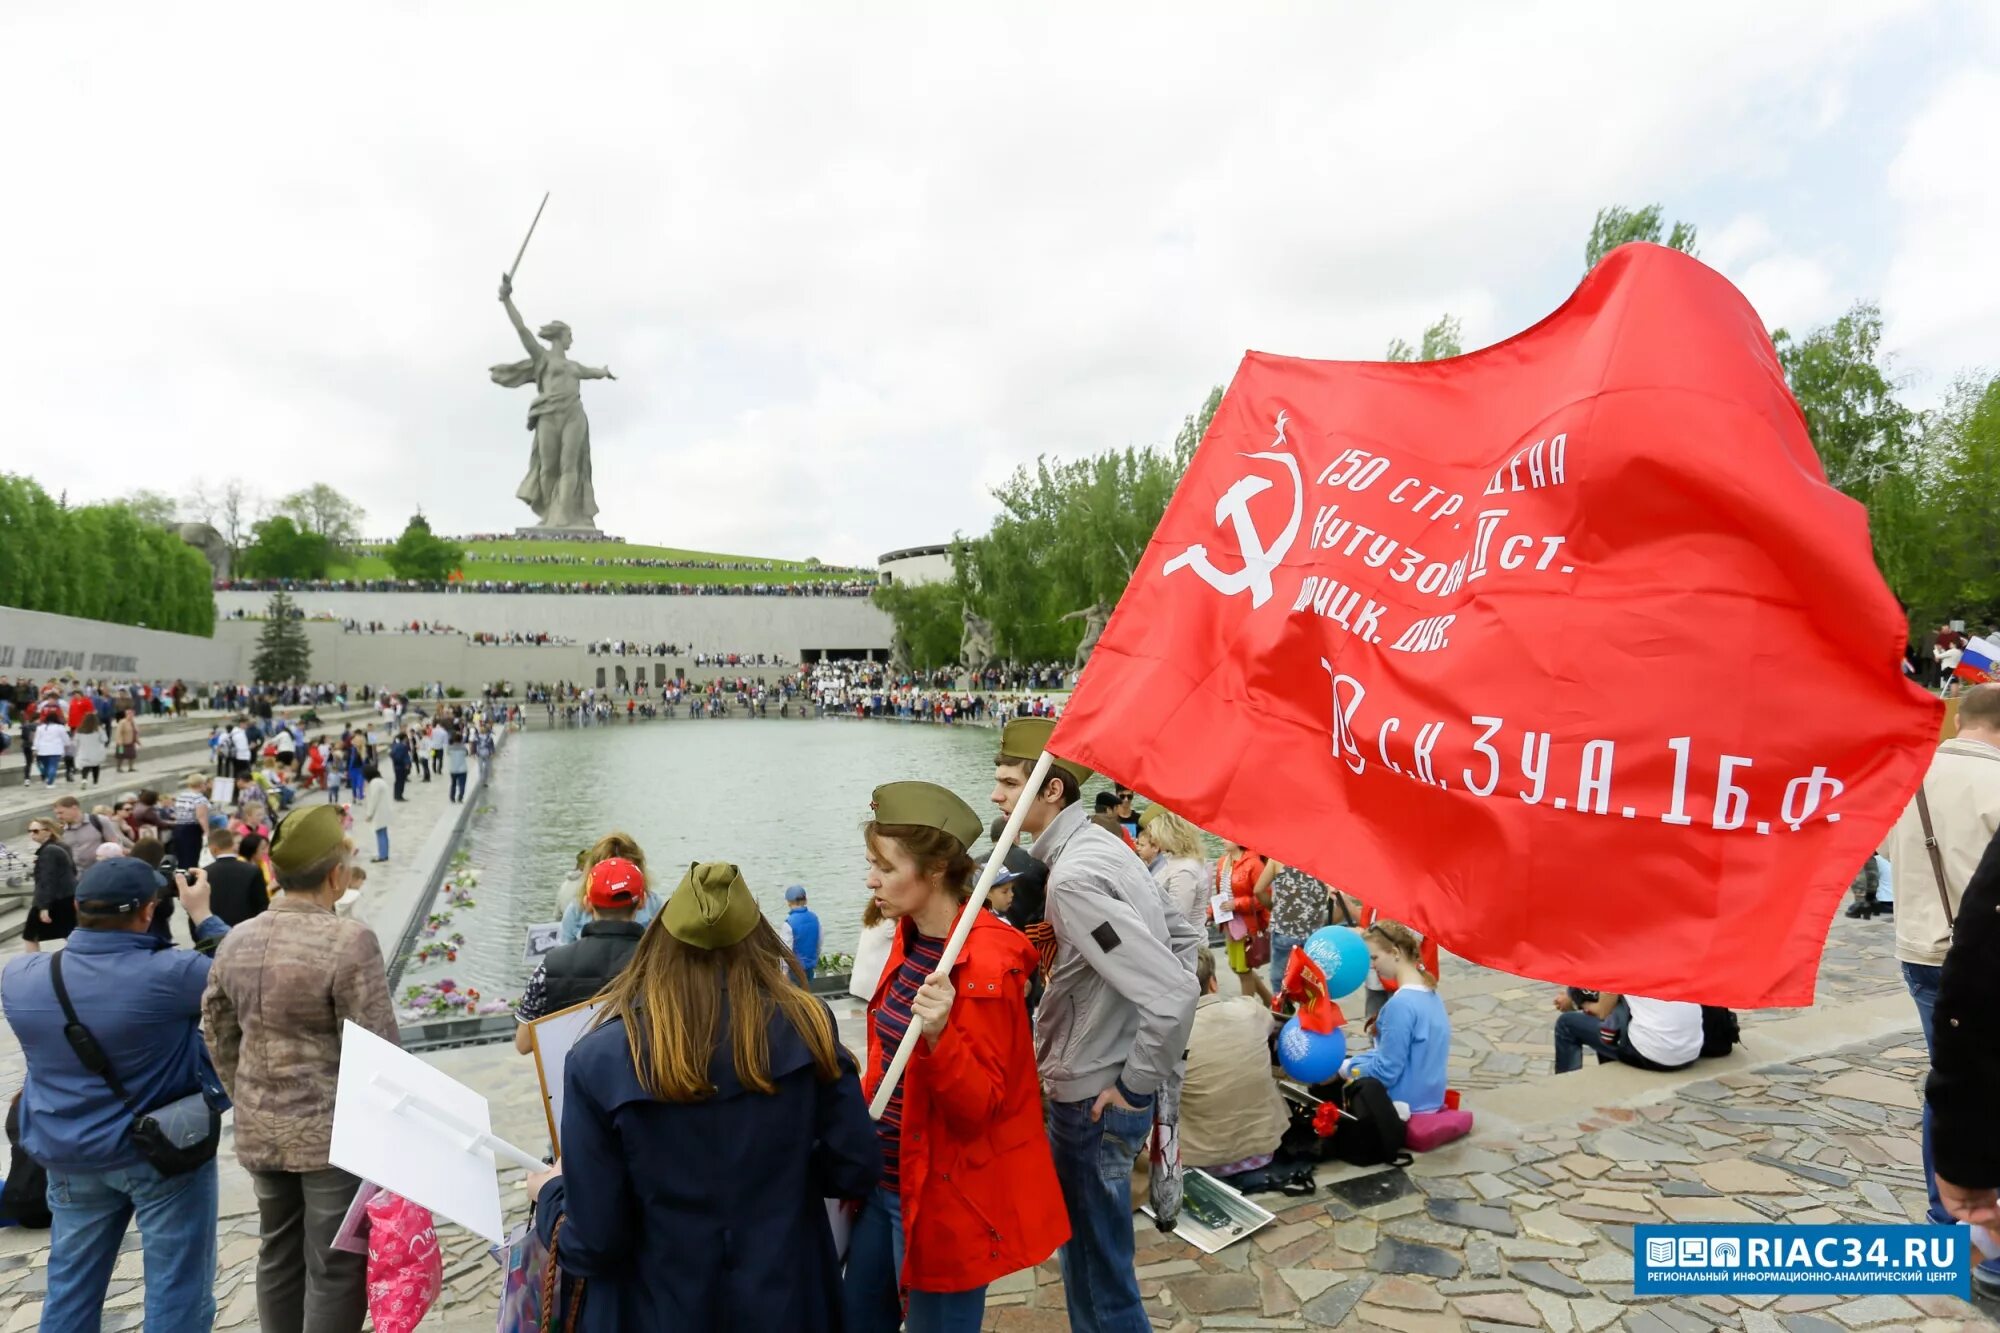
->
<box><xmin>5</xmin><ymin>3</ymin><xmax>1996</xmax><ymax>566</ymax></box>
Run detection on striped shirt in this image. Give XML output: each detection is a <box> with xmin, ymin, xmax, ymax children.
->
<box><xmin>872</xmin><ymin>930</ymin><xmax>946</xmax><ymax>1195</ymax></box>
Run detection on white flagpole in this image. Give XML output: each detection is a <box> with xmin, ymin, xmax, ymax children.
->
<box><xmin>868</xmin><ymin>748</ymin><xmax>1055</xmax><ymax>1120</ymax></box>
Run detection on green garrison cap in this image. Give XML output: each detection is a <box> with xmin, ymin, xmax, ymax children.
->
<box><xmin>663</xmin><ymin>861</ymin><xmax>762</xmax><ymax>950</ymax></box>
<box><xmin>871</xmin><ymin>781</ymin><xmax>984</xmax><ymax>850</ymax></box>
<box><xmin>269</xmin><ymin>804</ymin><xmax>347</xmax><ymax>875</ymax></box>
<box><xmin>998</xmin><ymin>717</ymin><xmax>1093</xmax><ymax>787</ymax></box>
<box><xmin>1137</xmin><ymin>803</ymin><xmax>1168</xmax><ymax>831</ymax></box>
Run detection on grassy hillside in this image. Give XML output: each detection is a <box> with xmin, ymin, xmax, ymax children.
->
<box><xmin>327</xmin><ymin>538</ymin><xmax>872</xmax><ymax>585</ymax></box>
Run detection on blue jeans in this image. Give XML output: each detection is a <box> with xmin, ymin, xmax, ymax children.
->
<box><xmin>38</xmin><ymin>754</ymin><xmax>60</xmax><ymax>786</ymax></box>
<box><xmin>840</xmin><ymin>1186</ymin><xmax>988</xmax><ymax>1333</ymax></box>
<box><xmin>1269</xmin><ymin>933</ymin><xmax>1303</xmax><ymax>993</ymax></box>
<box><xmin>44</xmin><ymin>1158</ymin><xmax>219</xmax><ymax>1333</ymax></box>
<box><xmin>1047</xmin><ymin>1096</ymin><xmax>1153</xmax><ymax>1333</ymax></box>
<box><xmin>374</xmin><ymin>827</ymin><xmax>389</xmax><ymax>860</ymax></box>
<box><xmin>1904</xmin><ymin>962</ymin><xmax>1947</xmax><ymax>1224</ymax></box>
<box><xmin>449</xmin><ymin>771</ymin><xmax>467</xmax><ymax>801</ymax></box>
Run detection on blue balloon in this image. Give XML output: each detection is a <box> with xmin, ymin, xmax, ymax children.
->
<box><xmin>1303</xmin><ymin>925</ymin><xmax>1371</xmax><ymax>999</ymax></box>
<box><xmin>1278</xmin><ymin>1017</ymin><xmax>1348</xmax><ymax>1084</ymax></box>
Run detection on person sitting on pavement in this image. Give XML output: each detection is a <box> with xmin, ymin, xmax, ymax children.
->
<box><xmin>1342</xmin><ymin>922</ymin><xmax>1451</xmax><ymax>1117</ymax></box>
<box><xmin>515</xmin><ymin>856</ymin><xmax>649</xmax><ymax>1053</ymax></box>
<box><xmin>1552</xmin><ymin>986</ymin><xmax>1702</xmax><ymax>1075</ymax></box>
<box><xmin>1</xmin><ymin>857</ymin><xmax>229</xmax><ymax>1331</ymax></box>
<box><xmin>1180</xmin><ymin>948</ymin><xmax>1290</xmax><ymax>1179</ymax></box>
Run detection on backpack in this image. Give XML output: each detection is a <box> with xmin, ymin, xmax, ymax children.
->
<box><xmin>1700</xmin><ymin>1005</ymin><xmax>1740</xmax><ymax>1059</ymax></box>
<box><xmin>1331</xmin><ymin>1076</ymin><xmax>1413</xmax><ymax>1168</ymax></box>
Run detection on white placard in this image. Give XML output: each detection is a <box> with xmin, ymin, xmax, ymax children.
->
<box><xmin>521</xmin><ymin>922</ymin><xmax>562</xmax><ymax>962</ymax></box>
<box><xmin>330</xmin><ymin>1021</ymin><xmax>516</xmax><ymax>1243</ymax></box>
<box><xmin>1209</xmin><ymin>891</ymin><xmax>1235</xmax><ymax>924</ymax></box>
<box><xmin>210</xmin><ymin>777</ymin><xmax>235</xmax><ymax>808</ymax></box>
<box><xmin>529</xmin><ymin>1001</ymin><xmax>605</xmax><ymax>1154</ymax></box>
<box><xmin>1140</xmin><ymin>1169</ymin><xmax>1275</xmax><ymax>1253</ymax></box>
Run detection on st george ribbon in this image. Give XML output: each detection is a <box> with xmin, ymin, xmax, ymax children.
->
<box><xmin>1051</xmin><ymin>243</ymin><xmax>1940</xmax><ymax>1007</ymax></box>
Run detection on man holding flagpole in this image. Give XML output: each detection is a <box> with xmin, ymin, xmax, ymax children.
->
<box><xmin>990</xmin><ymin>719</ymin><xmax>1197</xmax><ymax>1333</ymax></box>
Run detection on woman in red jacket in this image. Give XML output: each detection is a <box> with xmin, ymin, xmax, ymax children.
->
<box><xmin>1217</xmin><ymin>842</ymin><xmax>1275</xmax><ymax>1006</ymax></box>
<box><xmin>844</xmin><ymin>780</ymin><xmax>1068</xmax><ymax>1333</ymax></box>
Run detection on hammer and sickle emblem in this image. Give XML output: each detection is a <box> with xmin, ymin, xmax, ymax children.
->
<box><xmin>1161</xmin><ymin>412</ymin><xmax>1304</xmax><ymax>608</ymax></box>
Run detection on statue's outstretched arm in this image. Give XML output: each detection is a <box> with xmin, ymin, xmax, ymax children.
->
<box><xmin>576</xmin><ymin>363</ymin><xmax>617</xmax><ymax>381</ymax></box>
<box><xmin>498</xmin><ymin>275</ymin><xmax>541</xmax><ymax>360</ymax></box>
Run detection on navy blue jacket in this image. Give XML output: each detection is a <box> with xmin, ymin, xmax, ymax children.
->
<box><xmin>1</xmin><ymin>920</ymin><xmax>230</xmax><ymax>1172</ymax></box>
<box><xmin>535</xmin><ymin>999</ymin><xmax>879</xmax><ymax>1331</ymax></box>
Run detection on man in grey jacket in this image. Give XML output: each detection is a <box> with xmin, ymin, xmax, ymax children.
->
<box><xmin>993</xmin><ymin>718</ymin><xmax>1198</xmax><ymax>1333</ymax></box>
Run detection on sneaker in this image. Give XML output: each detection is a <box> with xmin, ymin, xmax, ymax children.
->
<box><xmin>1975</xmin><ymin>1259</ymin><xmax>2000</xmax><ymax>1301</ymax></box>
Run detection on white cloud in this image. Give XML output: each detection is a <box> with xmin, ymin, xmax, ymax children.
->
<box><xmin>0</xmin><ymin>1</ymin><xmax>1938</xmax><ymax>563</ymax></box>
<box><xmin>1882</xmin><ymin>66</ymin><xmax>2000</xmax><ymax>383</ymax></box>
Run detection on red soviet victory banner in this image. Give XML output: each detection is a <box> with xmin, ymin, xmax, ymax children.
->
<box><xmin>1050</xmin><ymin>243</ymin><xmax>1940</xmax><ymax>1008</ymax></box>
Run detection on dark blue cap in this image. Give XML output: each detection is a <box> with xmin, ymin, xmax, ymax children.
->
<box><xmin>75</xmin><ymin>858</ymin><xmax>160</xmax><ymax>912</ymax></box>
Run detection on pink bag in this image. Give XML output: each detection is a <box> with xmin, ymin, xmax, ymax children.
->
<box><xmin>1404</xmin><ymin>1107</ymin><xmax>1474</xmax><ymax>1152</ymax></box>
<box><xmin>364</xmin><ymin>1190</ymin><xmax>442</xmax><ymax>1333</ymax></box>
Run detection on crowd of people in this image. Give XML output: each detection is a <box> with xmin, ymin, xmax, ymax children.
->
<box><xmin>427</xmin><ymin>550</ymin><xmax>871</xmax><ymax>576</ymax></box>
<box><xmin>214</xmin><ymin>576</ymin><xmax>877</xmax><ymax>597</ymax></box>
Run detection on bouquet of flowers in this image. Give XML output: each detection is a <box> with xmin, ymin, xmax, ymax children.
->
<box><xmin>397</xmin><ymin>978</ymin><xmax>511</xmax><ymax>1019</ymax></box>
<box><xmin>424</xmin><ymin>910</ymin><xmax>455</xmax><ymax>932</ymax></box>
<box><xmin>411</xmin><ymin>934</ymin><xmax>465</xmax><ymax>965</ymax></box>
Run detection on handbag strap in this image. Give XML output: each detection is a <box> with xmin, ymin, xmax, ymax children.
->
<box><xmin>49</xmin><ymin>953</ymin><xmax>141</xmax><ymax>1115</ymax></box>
<box><xmin>1913</xmin><ymin>787</ymin><xmax>1957</xmax><ymax>931</ymax></box>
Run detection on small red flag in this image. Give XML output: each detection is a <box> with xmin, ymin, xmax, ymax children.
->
<box><xmin>1051</xmin><ymin>244</ymin><xmax>1938</xmax><ymax>1007</ymax></box>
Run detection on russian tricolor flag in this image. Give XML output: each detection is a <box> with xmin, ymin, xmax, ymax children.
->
<box><xmin>1956</xmin><ymin>636</ymin><xmax>1999</xmax><ymax>684</ymax></box>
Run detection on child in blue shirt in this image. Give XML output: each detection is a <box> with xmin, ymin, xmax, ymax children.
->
<box><xmin>1343</xmin><ymin>922</ymin><xmax>1451</xmax><ymax>1116</ymax></box>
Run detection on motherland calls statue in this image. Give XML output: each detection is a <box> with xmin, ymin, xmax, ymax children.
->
<box><xmin>490</xmin><ymin>272</ymin><xmax>614</xmax><ymax>532</ymax></box>
<box><xmin>960</xmin><ymin>608</ymin><xmax>997</xmax><ymax>673</ymax></box>
<box><xmin>1062</xmin><ymin>602</ymin><xmax>1112</xmax><ymax>669</ymax></box>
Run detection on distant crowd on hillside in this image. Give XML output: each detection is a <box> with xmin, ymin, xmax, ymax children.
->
<box><xmin>213</xmin><ymin>577</ymin><xmax>877</xmax><ymax>597</ymax></box>
<box><xmin>450</xmin><ymin>552</ymin><xmax>871</xmax><ymax>575</ymax></box>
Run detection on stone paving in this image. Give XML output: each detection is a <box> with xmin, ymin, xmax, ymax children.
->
<box><xmin>976</xmin><ymin>1030</ymin><xmax>1996</xmax><ymax>1332</ymax></box>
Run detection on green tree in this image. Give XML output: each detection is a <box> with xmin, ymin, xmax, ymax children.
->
<box><xmin>182</xmin><ymin>477</ymin><xmax>258</xmax><ymax>561</ymax></box>
<box><xmin>1772</xmin><ymin>303</ymin><xmax>1915</xmax><ymax>498</ymax></box>
<box><xmin>383</xmin><ymin>513</ymin><xmax>464</xmax><ymax>581</ymax></box>
<box><xmin>1585</xmin><ymin>204</ymin><xmax>1699</xmax><ymax>269</ymax></box>
<box><xmin>1385</xmin><ymin>314</ymin><xmax>1464</xmax><ymax>363</ymax></box>
<box><xmin>871</xmin><ymin>579</ymin><xmax>965</xmax><ymax>670</ymax></box>
<box><xmin>948</xmin><ymin>389</ymin><xmax>1221</xmax><ymax>662</ymax></box>
<box><xmin>238</xmin><ymin>515</ymin><xmax>334</xmax><ymax>580</ymax></box>
<box><xmin>0</xmin><ymin>473</ymin><xmax>213</xmax><ymax>635</ymax></box>
<box><xmin>1170</xmin><ymin>386</ymin><xmax>1226</xmax><ymax>467</ymax></box>
<box><xmin>251</xmin><ymin>592</ymin><xmax>313</xmax><ymax>682</ymax></box>
<box><xmin>277</xmin><ymin>482</ymin><xmax>367</xmax><ymax>551</ymax></box>
<box><xmin>117</xmin><ymin>489</ymin><xmax>180</xmax><ymax>528</ymax></box>
<box><xmin>1905</xmin><ymin>375</ymin><xmax>2000</xmax><ymax>625</ymax></box>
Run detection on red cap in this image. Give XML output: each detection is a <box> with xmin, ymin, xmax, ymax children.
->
<box><xmin>587</xmin><ymin>856</ymin><xmax>646</xmax><ymax>909</ymax></box>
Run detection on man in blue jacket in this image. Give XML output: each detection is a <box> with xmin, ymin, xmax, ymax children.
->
<box><xmin>784</xmin><ymin>885</ymin><xmax>821</xmax><ymax>981</ymax></box>
<box><xmin>1</xmin><ymin>858</ymin><xmax>229</xmax><ymax>1333</ymax></box>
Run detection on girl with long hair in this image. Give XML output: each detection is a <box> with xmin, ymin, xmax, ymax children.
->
<box><xmin>844</xmin><ymin>782</ymin><xmax>1067</xmax><ymax>1333</ymax></box>
<box><xmin>1343</xmin><ymin>922</ymin><xmax>1451</xmax><ymax>1116</ymax></box>
<box><xmin>528</xmin><ymin>862</ymin><xmax>878</xmax><ymax>1330</ymax></box>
